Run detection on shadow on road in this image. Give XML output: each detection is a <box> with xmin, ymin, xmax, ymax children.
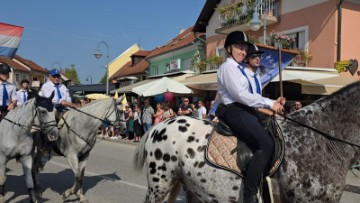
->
<box><xmin>6</xmin><ymin>168</ymin><xmax>121</xmax><ymax>202</ymax></box>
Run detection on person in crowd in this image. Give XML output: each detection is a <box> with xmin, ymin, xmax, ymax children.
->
<box><xmin>217</xmin><ymin>31</ymin><xmax>283</xmax><ymax>203</ymax></box>
<box><xmin>197</xmin><ymin>100</ymin><xmax>207</xmax><ymax>119</ymax></box>
<box><xmin>177</xmin><ymin>97</ymin><xmax>193</xmax><ymax>116</ymax></box>
<box><xmin>292</xmin><ymin>101</ymin><xmax>303</xmax><ymax>111</ymax></box>
<box><xmin>100</xmin><ymin>118</ymin><xmax>115</xmax><ymax>139</ymax></box>
<box><xmin>133</xmin><ymin>104</ymin><xmax>143</xmax><ymax>142</ymax></box>
<box><xmin>153</xmin><ymin>103</ymin><xmax>164</xmax><ymax>125</ymax></box>
<box><xmin>0</xmin><ymin>63</ymin><xmax>17</xmax><ymax>120</ymax></box>
<box><xmin>40</xmin><ymin>69</ymin><xmax>75</xmax><ymax>121</ymax></box>
<box><xmin>191</xmin><ymin>102</ymin><xmax>198</xmax><ymax>118</ymax></box>
<box><xmin>16</xmin><ymin>79</ymin><xmax>30</xmax><ymax>107</ymax></box>
<box><xmin>162</xmin><ymin>101</ymin><xmax>176</xmax><ymax>121</ymax></box>
<box><xmin>124</xmin><ymin>104</ymin><xmax>134</xmax><ymax>140</ymax></box>
<box><xmin>142</xmin><ymin>98</ymin><xmax>154</xmax><ymax>133</ymax></box>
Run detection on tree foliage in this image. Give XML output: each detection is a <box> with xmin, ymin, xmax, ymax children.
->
<box><xmin>99</xmin><ymin>72</ymin><xmax>107</xmax><ymax>84</ymax></box>
<box><xmin>63</xmin><ymin>64</ymin><xmax>80</xmax><ymax>84</ymax></box>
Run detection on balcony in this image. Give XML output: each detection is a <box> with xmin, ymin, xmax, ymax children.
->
<box><xmin>192</xmin><ymin>62</ymin><xmax>221</xmax><ymax>74</ymax></box>
<box><xmin>216</xmin><ymin>0</ymin><xmax>279</xmax><ymax>34</ymax></box>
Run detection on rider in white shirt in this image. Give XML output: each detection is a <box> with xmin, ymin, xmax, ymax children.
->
<box><xmin>40</xmin><ymin>69</ymin><xmax>74</xmax><ymax>113</ymax></box>
<box><xmin>16</xmin><ymin>79</ymin><xmax>30</xmax><ymax>107</ymax></box>
<box><xmin>217</xmin><ymin>31</ymin><xmax>283</xmax><ymax>203</ymax></box>
<box><xmin>0</xmin><ymin>63</ymin><xmax>17</xmax><ymax>119</ymax></box>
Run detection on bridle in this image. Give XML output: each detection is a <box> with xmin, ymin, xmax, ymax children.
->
<box><xmin>2</xmin><ymin>103</ymin><xmax>57</xmax><ymax>134</ymax></box>
<box><xmin>60</xmin><ymin>99</ymin><xmax>125</xmax><ymax>146</ymax></box>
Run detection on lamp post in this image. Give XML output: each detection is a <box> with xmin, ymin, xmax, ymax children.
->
<box><xmin>86</xmin><ymin>76</ymin><xmax>92</xmax><ymax>84</ymax></box>
<box><xmin>51</xmin><ymin>61</ymin><xmax>62</xmax><ymax>70</ymax></box>
<box><xmin>249</xmin><ymin>0</ymin><xmax>267</xmax><ymax>45</ymax></box>
<box><xmin>94</xmin><ymin>41</ymin><xmax>109</xmax><ymax>95</ymax></box>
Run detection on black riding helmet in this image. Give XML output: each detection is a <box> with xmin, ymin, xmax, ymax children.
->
<box><xmin>0</xmin><ymin>63</ymin><xmax>11</xmax><ymax>74</ymax></box>
<box><xmin>224</xmin><ymin>31</ymin><xmax>252</xmax><ymax>49</ymax></box>
<box><xmin>246</xmin><ymin>44</ymin><xmax>264</xmax><ymax>57</ymax></box>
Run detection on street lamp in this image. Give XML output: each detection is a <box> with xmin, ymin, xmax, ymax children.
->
<box><xmin>51</xmin><ymin>61</ymin><xmax>62</xmax><ymax>70</ymax></box>
<box><xmin>249</xmin><ymin>0</ymin><xmax>267</xmax><ymax>45</ymax></box>
<box><xmin>94</xmin><ymin>41</ymin><xmax>110</xmax><ymax>95</ymax></box>
<box><xmin>86</xmin><ymin>76</ymin><xmax>92</xmax><ymax>84</ymax></box>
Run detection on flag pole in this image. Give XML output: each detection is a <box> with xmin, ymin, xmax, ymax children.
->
<box><xmin>278</xmin><ymin>47</ymin><xmax>283</xmax><ymax>97</ymax></box>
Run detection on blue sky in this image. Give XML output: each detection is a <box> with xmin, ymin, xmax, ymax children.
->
<box><xmin>1</xmin><ymin>0</ymin><xmax>206</xmax><ymax>83</ymax></box>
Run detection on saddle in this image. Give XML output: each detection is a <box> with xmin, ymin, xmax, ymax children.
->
<box><xmin>205</xmin><ymin>117</ymin><xmax>285</xmax><ymax>177</ymax></box>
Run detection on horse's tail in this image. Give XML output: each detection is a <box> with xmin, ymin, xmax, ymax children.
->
<box><xmin>133</xmin><ymin>129</ymin><xmax>150</xmax><ymax>173</ymax></box>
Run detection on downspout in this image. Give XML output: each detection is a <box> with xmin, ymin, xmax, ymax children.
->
<box><xmin>337</xmin><ymin>0</ymin><xmax>345</xmax><ymax>61</ymax></box>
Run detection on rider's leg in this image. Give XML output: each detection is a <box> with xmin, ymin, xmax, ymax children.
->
<box><xmin>223</xmin><ymin>104</ymin><xmax>274</xmax><ymax>203</ymax></box>
<box><xmin>0</xmin><ymin>156</ymin><xmax>6</xmax><ymax>203</ymax></box>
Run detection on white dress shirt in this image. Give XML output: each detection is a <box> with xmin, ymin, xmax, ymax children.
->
<box><xmin>217</xmin><ymin>58</ymin><xmax>274</xmax><ymax>109</ymax></box>
<box><xmin>16</xmin><ymin>89</ymin><xmax>28</xmax><ymax>106</ymax></box>
<box><xmin>40</xmin><ymin>81</ymin><xmax>71</xmax><ymax>105</ymax></box>
<box><xmin>0</xmin><ymin>81</ymin><xmax>17</xmax><ymax>106</ymax></box>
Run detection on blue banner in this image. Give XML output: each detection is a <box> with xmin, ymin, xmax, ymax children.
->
<box><xmin>258</xmin><ymin>47</ymin><xmax>297</xmax><ymax>87</ymax></box>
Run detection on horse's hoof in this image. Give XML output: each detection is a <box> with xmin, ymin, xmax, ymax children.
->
<box><xmin>62</xmin><ymin>192</ymin><xmax>69</xmax><ymax>200</ymax></box>
<box><xmin>80</xmin><ymin>198</ymin><xmax>89</xmax><ymax>203</ymax></box>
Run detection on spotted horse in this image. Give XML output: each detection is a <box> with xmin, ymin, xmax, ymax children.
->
<box><xmin>134</xmin><ymin>81</ymin><xmax>360</xmax><ymax>203</ymax></box>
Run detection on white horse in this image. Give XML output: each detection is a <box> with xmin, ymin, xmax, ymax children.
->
<box><xmin>134</xmin><ymin>81</ymin><xmax>360</xmax><ymax>203</ymax></box>
<box><xmin>0</xmin><ymin>92</ymin><xmax>59</xmax><ymax>203</ymax></box>
<box><xmin>33</xmin><ymin>97</ymin><xmax>126</xmax><ymax>203</ymax></box>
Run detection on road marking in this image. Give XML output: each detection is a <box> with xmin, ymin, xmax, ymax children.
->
<box><xmin>49</xmin><ymin>160</ymin><xmax>147</xmax><ymax>190</ymax></box>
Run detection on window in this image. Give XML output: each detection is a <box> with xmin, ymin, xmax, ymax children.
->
<box><xmin>216</xmin><ymin>46</ymin><xmax>226</xmax><ymax>59</ymax></box>
<box><xmin>153</xmin><ymin>65</ymin><xmax>159</xmax><ymax>76</ymax></box>
<box><xmin>283</xmin><ymin>26</ymin><xmax>308</xmax><ymax>51</ymax></box>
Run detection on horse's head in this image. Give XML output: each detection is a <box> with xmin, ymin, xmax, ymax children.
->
<box><xmin>113</xmin><ymin>96</ymin><xmax>126</xmax><ymax>134</ymax></box>
<box><xmin>34</xmin><ymin>91</ymin><xmax>59</xmax><ymax>142</ymax></box>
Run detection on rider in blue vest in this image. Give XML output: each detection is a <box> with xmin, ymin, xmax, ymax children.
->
<box><xmin>0</xmin><ymin>63</ymin><xmax>17</xmax><ymax>120</ymax></box>
<box><xmin>217</xmin><ymin>31</ymin><xmax>283</xmax><ymax>203</ymax></box>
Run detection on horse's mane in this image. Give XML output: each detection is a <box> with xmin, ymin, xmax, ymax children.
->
<box><xmin>5</xmin><ymin>98</ymin><xmax>36</xmax><ymax>121</ymax></box>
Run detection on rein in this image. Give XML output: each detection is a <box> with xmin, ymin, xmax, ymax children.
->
<box><xmin>277</xmin><ymin>113</ymin><xmax>360</xmax><ymax>148</ymax></box>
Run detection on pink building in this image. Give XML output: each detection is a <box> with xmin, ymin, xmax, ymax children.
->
<box><xmin>191</xmin><ymin>0</ymin><xmax>360</xmax><ymax>98</ymax></box>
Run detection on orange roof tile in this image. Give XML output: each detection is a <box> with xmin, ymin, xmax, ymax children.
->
<box><xmin>0</xmin><ymin>56</ymin><xmax>30</xmax><ymax>72</ymax></box>
<box><xmin>147</xmin><ymin>26</ymin><xmax>204</xmax><ymax>58</ymax></box>
<box><xmin>15</xmin><ymin>55</ymin><xmax>47</xmax><ymax>73</ymax></box>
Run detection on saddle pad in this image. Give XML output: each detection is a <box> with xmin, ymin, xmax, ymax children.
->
<box><xmin>206</xmin><ymin>129</ymin><xmax>243</xmax><ymax>176</ymax></box>
<box><xmin>206</xmin><ymin>120</ymin><xmax>285</xmax><ymax>177</ymax></box>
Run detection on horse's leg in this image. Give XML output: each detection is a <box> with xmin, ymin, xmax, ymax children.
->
<box><xmin>185</xmin><ymin>190</ymin><xmax>203</xmax><ymax>203</ymax></box>
<box><xmin>32</xmin><ymin>148</ymin><xmax>45</xmax><ymax>197</ymax></box>
<box><xmin>76</xmin><ymin>155</ymin><xmax>89</xmax><ymax>203</ymax></box>
<box><xmin>63</xmin><ymin>154</ymin><xmax>79</xmax><ymax>200</ymax></box>
<box><xmin>0</xmin><ymin>157</ymin><xmax>6</xmax><ymax>203</ymax></box>
<box><xmin>21</xmin><ymin>155</ymin><xmax>37</xmax><ymax>203</ymax></box>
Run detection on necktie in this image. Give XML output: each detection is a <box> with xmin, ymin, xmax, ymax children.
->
<box><xmin>23</xmin><ymin>91</ymin><xmax>27</xmax><ymax>102</ymax></box>
<box><xmin>254</xmin><ymin>74</ymin><xmax>261</xmax><ymax>95</ymax></box>
<box><xmin>2</xmin><ymin>83</ymin><xmax>8</xmax><ymax>107</ymax></box>
<box><xmin>55</xmin><ymin>85</ymin><xmax>62</xmax><ymax>100</ymax></box>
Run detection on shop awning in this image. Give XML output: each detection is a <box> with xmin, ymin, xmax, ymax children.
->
<box><xmin>270</xmin><ymin>69</ymin><xmax>339</xmax><ymax>82</ymax></box>
<box><xmin>111</xmin><ymin>72</ymin><xmax>194</xmax><ymax>94</ymax></box>
<box><xmin>181</xmin><ymin>72</ymin><xmax>217</xmax><ymax>91</ymax></box>
<box><xmin>270</xmin><ymin>68</ymin><xmax>356</xmax><ymax>95</ymax></box>
<box><xmin>297</xmin><ymin>75</ymin><xmax>357</xmax><ymax>95</ymax></box>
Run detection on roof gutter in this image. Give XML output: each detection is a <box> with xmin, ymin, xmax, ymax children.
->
<box><xmin>337</xmin><ymin>0</ymin><xmax>345</xmax><ymax>61</ymax></box>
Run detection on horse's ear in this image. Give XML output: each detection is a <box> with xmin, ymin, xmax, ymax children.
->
<box><xmin>49</xmin><ymin>91</ymin><xmax>55</xmax><ymax>100</ymax></box>
<box><xmin>116</xmin><ymin>95</ymin><xmax>123</xmax><ymax>104</ymax></box>
<box><xmin>28</xmin><ymin>88</ymin><xmax>38</xmax><ymax>100</ymax></box>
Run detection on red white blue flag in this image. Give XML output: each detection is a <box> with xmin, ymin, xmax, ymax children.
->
<box><xmin>0</xmin><ymin>22</ymin><xmax>24</xmax><ymax>59</ymax></box>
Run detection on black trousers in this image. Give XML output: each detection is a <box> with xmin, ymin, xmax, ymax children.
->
<box><xmin>0</xmin><ymin>106</ymin><xmax>8</xmax><ymax>121</ymax></box>
<box><xmin>223</xmin><ymin>103</ymin><xmax>274</xmax><ymax>195</ymax></box>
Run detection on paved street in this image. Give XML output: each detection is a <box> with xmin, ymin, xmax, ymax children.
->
<box><xmin>4</xmin><ymin>139</ymin><xmax>360</xmax><ymax>202</ymax></box>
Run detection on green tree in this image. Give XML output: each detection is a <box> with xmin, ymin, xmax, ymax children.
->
<box><xmin>64</xmin><ymin>64</ymin><xmax>80</xmax><ymax>84</ymax></box>
<box><xmin>99</xmin><ymin>72</ymin><xmax>108</xmax><ymax>84</ymax></box>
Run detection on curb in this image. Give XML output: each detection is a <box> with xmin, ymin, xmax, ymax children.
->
<box><xmin>96</xmin><ymin>136</ymin><xmax>140</xmax><ymax>146</ymax></box>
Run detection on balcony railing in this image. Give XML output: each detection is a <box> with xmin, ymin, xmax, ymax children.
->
<box><xmin>191</xmin><ymin>62</ymin><xmax>221</xmax><ymax>74</ymax></box>
<box><xmin>216</xmin><ymin>0</ymin><xmax>279</xmax><ymax>34</ymax></box>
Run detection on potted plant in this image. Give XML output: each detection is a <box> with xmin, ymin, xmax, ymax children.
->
<box><xmin>293</xmin><ymin>49</ymin><xmax>312</xmax><ymax>66</ymax></box>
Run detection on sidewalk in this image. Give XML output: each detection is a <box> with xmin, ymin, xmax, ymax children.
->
<box><xmin>96</xmin><ymin>135</ymin><xmax>140</xmax><ymax>146</ymax></box>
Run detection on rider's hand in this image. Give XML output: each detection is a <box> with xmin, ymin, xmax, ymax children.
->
<box><xmin>7</xmin><ymin>103</ymin><xmax>15</xmax><ymax>110</ymax></box>
<box><xmin>272</xmin><ymin>102</ymin><xmax>284</xmax><ymax>114</ymax></box>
